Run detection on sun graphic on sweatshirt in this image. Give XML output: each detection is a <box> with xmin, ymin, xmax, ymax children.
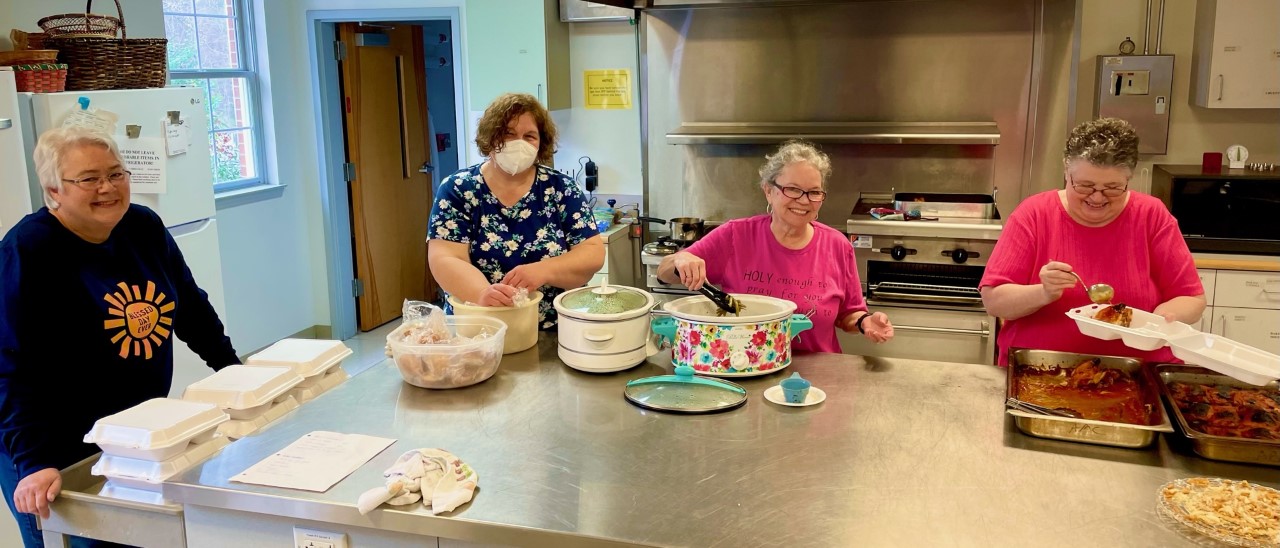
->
<box><xmin>102</xmin><ymin>281</ymin><xmax>174</xmax><ymax>359</ymax></box>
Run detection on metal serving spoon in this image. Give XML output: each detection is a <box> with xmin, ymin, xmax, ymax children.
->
<box><xmin>1069</xmin><ymin>271</ymin><xmax>1115</xmax><ymax>304</ymax></box>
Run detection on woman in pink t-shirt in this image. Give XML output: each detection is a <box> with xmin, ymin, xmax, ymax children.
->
<box><xmin>656</xmin><ymin>140</ymin><xmax>894</xmax><ymax>354</ymax></box>
<box><xmin>980</xmin><ymin>118</ymin><xmax>1205</xmax><ymax>365</ymax></box>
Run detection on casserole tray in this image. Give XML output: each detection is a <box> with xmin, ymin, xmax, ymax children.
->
<box><xmin>1153</xmin><ymin>363</ymin><xmax>1280</xmax><ymax>465</ymax></box>
<box><xmin>1006</xmin><ymin>349</ymin><xmax>1173</xmax><ymax>449</ymax></box>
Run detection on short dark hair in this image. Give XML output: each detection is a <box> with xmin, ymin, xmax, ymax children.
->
<box><xmin>1064</xmin><ymin>118</ymin><xmax>1140</xmax><ymax>171</ymax></box>
<box><xmin>474</xmin><ymin>93</ymin><xmax>557</xmax><ymax>165</ymax></box>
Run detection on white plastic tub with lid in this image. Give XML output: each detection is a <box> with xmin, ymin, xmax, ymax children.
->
<box><xmin>245</xmin><ymin>338</ymin><xmax>353</xmax><ymax>382</ymax></box>
<box><xmin>91</xmin><ymin>434</ymin><xmax>230</xmax><ymax>491</ymax></box>
<box><xmin>181</xmin><ymin>365</ymin><xmax>304</xmax><ymax>420</ymax></box>
<box><xmin>447</xmin><ymin>290</ymin><xmax>542</xmax><ymax>354</ymax></box>
<box><xmin>83</xmin><ymin>398</ymin><xmax>229</xmax><ymax>461</ymax></box>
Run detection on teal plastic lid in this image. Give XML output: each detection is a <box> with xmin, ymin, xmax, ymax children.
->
<box><xmin>624</xmin><ymin>365</ymin><xmax>748</xmax><ymax>413</ymax></box>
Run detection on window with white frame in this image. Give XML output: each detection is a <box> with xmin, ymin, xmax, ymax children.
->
<box><xmin>162</xmin><ymin>0</ymin><xmax>265</xmax><ymax>191</ymax></box>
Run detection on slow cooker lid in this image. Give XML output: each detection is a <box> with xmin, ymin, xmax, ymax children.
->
<box><xmin>560</xmin><ymin>285</ymin><xmax>650</xmax><ymax>315</ymax></box>
<box><xmin>624</xmin><ymin>365</ymin><xmax>747</xmax><ymax>413</ymax></box>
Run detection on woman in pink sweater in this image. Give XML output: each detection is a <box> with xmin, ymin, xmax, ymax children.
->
<box><xmin>656</xmin><ymin>140</ymin><xmax>893</xmax><ymax>354</ymax></box>
<box><xmin>980</xmin><ymin>118</ymin><xmax>1205</xmax><ymax>365</ymax></box>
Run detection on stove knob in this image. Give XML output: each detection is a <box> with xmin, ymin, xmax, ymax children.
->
<box><xmin>952</xmin><ymin>248</ymin><xmax>969</xmax><ymax>264</ymax></box>
<box><xmin>890</xmin><ymin>245</ymin><xmax>908</xmax><ymax>261</ymax></box>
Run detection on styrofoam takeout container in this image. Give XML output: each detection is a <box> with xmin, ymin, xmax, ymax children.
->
<box><xmin>1066</xmin><ymin>304</ymin><xmax>1196</xmax><ymax>351</ymax></box>
<box><xmin>219</xmin><ymin>395</ymin><xmax>300</xmax><ymax>439</ymax></box>
<box><xmin>245</xmin><ymin>338</ymin><xmax>353</xmax><ymax>381</ymax></box>
<box><xmin>84</xmin><ymin>398</ymin><xmax>229</xmax><ymax>461</ymax></box>
<box><xmin>99</xmin><ymin>481</ymin><xmax>174</xmax><ymax>506</ymax></box>
<box><xmin>181</xmin><ymin>365</ymin><xmax>304</xmax><ymax>420</ymax></box>
<box><xmin>290</xmin><ymin>367</ymin><xmax>349</xmax><ymax>403</ymax></box>
<box><xmin>92</xmin><ymin>434</ymin><xmax>230</xmax><ymax>491</ymax></box>
<box><xmin>1167</xmin><ymin>332</ymin><xmax>1280</xmax><ymax>386</ymax></box>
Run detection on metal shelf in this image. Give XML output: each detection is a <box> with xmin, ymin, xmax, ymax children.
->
<box><xmin>665</xmin><ymin>122</ymin><xmax>1001</xmax><ymax>145</ymax></box>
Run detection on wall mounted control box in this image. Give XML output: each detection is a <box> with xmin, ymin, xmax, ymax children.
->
<box><xmin>1095</xmin><ymin>55</ymin><xmax>1175</xmax><ymax>154</ymax></box>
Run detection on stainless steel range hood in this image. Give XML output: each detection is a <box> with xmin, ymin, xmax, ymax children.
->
<box><xmin>666</xmin><ymin>122</ymin><xmax>1001</xmax><ymax>145</ymax></box>
<box><xmin>590</xmin><ymin>0</ymin><xmax>920</xmax><ymax>8</ymax></box>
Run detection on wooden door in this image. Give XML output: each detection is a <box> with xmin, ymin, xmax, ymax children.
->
<box><xmin>339</xmin><ymin>23</ymin><xmax>437</xmax><ymax>330</ymax></box>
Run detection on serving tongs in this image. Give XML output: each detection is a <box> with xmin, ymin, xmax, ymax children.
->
<box><xmin>1005</xmin><ymin>397</ymin><xmax>1082</xmax><ymax>418</ymax></box>
<box><xmin>698</xmin><ymin>281</ymin><xmax>745</xmax><ymax>317</ymax></box>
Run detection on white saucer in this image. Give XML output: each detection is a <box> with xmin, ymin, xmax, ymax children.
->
<box><xmin>763</xmin><ymin>385</ymin><xmax>826</xmax><ymax>407</ymax></box>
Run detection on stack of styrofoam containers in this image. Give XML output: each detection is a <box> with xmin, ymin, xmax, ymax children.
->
<box><xmin>246</xmin><ymin>339</ymin><xmax>353</xmax><ymax>404</ymax></box>
<box><xmin>84</xmin><ymin>398</ymin><xmax>229</xmax><ymax>504</ymax></box>
<box><xmin>181</xmin><ymin>365</ymin><xmax>305</xmax><ymax>439</ymax></box>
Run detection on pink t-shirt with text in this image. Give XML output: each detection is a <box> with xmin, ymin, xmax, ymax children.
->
<box><xmin>979</xmin><ymin>190</ymin><xmax>1202</xmax><ymax>365</ymax></box>
<box><xmin>684</xmin><ymin>215</ymin><xmax>866</xmax><ymax>354</ymax></box>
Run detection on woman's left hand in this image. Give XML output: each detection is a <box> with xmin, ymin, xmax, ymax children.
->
<box><xmin>860</xmin><ymin>312</ymin><xmax>894</xmax><ymax>344</ymax></box>
<box><xmin>501</xmin><ymin>263</ymin><xmax>550</xmax><ymax>291</ymax></box>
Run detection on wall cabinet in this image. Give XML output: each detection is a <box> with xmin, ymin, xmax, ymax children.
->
<box><xmin>1191</xmin><ymin>0</ymin><xmax>1280</xmax><ymax>109</ymax></box>
<box><xmin>1196</xmin><ymin>268</ymin><xmax>1280</xmax><ymax>354</ymax></box>
<box><xmin>466</xmin><ymin>0</ymin><xmax>571</xmax><ymax>111</ymax></box>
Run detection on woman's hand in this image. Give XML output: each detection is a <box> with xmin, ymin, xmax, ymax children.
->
<box><xmin>501</xmin><ymin>263</ymin><xmax>550</xmax><ymax>292</ymax></box>
<box><xmin>860</xmin><ymin>312</ymin><xmax>894</xmax><ymax>343</ymax></box>
<box><xmin>1038</xmin><ymin>261</ymin><xmax>1078</xmax><ymax>302</ymax></box>
<box><xmin>477</xmin><ymin>283</ymin><xmax>519</xmax><ymax>307</ymax></box>
<box><xmin>15</xmin><ymin>468</ymin><xmax>61</xmax><ymax>519</ymax></box>
<box><xmin>669</xmin><ymin>253</ymin><xmax>708</xmax><ymax>291</ymax></box>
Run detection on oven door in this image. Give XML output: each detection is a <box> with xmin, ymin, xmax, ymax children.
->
<box><xmin>838</xmin><ymin>302</ymin><xmax>997</xmax><ymax>365</ymax></box>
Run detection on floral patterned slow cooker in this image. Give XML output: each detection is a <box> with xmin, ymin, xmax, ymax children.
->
<box><xmin>652</xmin><ymin>294</ymin><xmax>812</xmax><ymax>377</ymax></box>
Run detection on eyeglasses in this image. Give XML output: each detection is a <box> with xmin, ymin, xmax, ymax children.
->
<box><xmin>62</xmin><ymin>170</ymin><xmax>131</xmax><ymax>190</ymax></box>
<box><xmin>1069</xmin><ymin>177</ymin><xmax>1127</xmax><ymax>198</ymax></box>
<box><xmin>770</xmin><ymin>181</ymin><xmax>828</xmax><ymax>202</ymax></box>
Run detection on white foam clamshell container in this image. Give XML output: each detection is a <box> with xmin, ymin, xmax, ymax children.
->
<box><xmin>245</xmin><ymin>338</ymin><xmax>353</xmax><ymax>385</ymax></box>
<box><xmin>84</xmin><ymin>398</ymin><xmax>229</xmax><ymax>461</ymax></box>
<box><xmin>99</xmin><ymin>481</ymin><xmax>173</xmax><ymax>506</ymax></box>
<box><xmin>181</xmin><ymin>365</ymin><xmax>304</xmax><ymax>420</ymax></box>
<box><xmin>1066</xmin><ymin>304</ymin><xmax>1196</xmax><ymax>351</ymax></box>
<box><xmin>291</xmin><ymin>367</ymin><xmax>348</xmax><ymax>404</ymax></box>
<box><xmin>219</xmin><ymin>395</ymin><xmax>300</xmax><ymax>439</ymax></box>
<box><xmin>91</xmin><ymin>434</ymin><xmax>230</xmax><ymax>491</ymax></box>
<box><xmin>1167</xmin><ymin>332</ymin><xmax>1280</xmax><ymax>386</ymax></box>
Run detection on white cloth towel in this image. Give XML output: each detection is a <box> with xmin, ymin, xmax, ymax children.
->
<box><xmin>356</xmin><ymin>448</ymin><xmax>478</xmax><ymax>515</ymax></box>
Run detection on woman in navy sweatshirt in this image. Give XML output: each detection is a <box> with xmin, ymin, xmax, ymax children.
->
<box><xmin>0</xmin><ymin>127</ymin><xmax>239</xmax><ymax>547</ymax></box>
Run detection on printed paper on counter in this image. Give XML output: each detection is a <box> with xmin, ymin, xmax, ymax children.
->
<box><xmin>118</xmin><ymin>139</ymin><xmax>167</xmax><ymax>194</ymax></box>
<box><xmin>231</xmin><ymin>431</ymin><xmax>396</xmax><ymax>492</ymax></box>
<box><xmin>584</xmin><ymin>69</ymin><xmax>632</xmax><ymax>110</ymax></box>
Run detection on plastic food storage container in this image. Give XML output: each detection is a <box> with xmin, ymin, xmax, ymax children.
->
<box><xmin>83</xmin><ymin>399</ymin><xmax>228</xmax><ymax>461</ymax></box>
<box><xmin>387</xmin><ymin>316</ymin><xmax>506</xmax><ymax>389</ymax></box>
<box><xmin>245</xmin><ymin>339</ymin><xmax>353</xmax><ymax>386</ymax></box>
<box><xmin>219</xmin><ymin>395</ymin><xmax>300</xmax><ymax>439</ymax></box>
<box><xmin>181</xmin><ymin>365</ymin><xmax>304</xmax><ymax>420</ymax></box>
<box><xmin>91</xmin><ymin>434</ymin><xmax>230</xmax><ymax>491</ymax></box>
<box><xmin>447</xmin><ymin>291</ymin><xmax>540</xmax><ymax>354</ymax></box>
<box><xmin>290</xmin><ymin>368</ymin><xmax>349</xmax><ymax>403</ymax></box>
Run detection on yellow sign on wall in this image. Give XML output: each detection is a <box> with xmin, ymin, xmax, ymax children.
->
<box><xmin>584</xmin><ymin>69</ymin><xmax>632</xmax><ymax>110</ymax></box>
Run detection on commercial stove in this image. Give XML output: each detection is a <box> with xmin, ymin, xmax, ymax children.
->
<box><xmin>843</xmin><ymin>192</ymin><xmax>1003</xmax><ymax>364</ymax></box>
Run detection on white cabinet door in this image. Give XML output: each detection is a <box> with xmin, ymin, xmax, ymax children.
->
<box><xmin>1213</xmin><ymin>306</ymin><xmax>1280</xmax><ymax>355</ymax></box>
<box><xmin>1197</xmin><ymin>268</ymin><xmax>1217</xmax><ymax>303</ymax></box>
<box><xmin>1192</xmin><ymin>0</ymin><xmax>1280</xmax><ymax>108</ymax></box>
<box><xmin>1214</xmin><ymin>270</ymin><xmax>1280</xmax><ymax>310</ymax></box>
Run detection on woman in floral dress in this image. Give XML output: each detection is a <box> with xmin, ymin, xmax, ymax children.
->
<box><xmin>428</xmin><ymin>93</ymin><xmax>604</xmax><ymax>329</ymax></box>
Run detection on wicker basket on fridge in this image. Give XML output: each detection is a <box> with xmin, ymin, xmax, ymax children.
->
<box><xmin>13</xmin><ymin>64</ymin><xmax>69</xmax><ymax>93</ymax></box>
<box><xmin>42</xmin><ymin>0</ymin><xmax>168</xmax><ymax>91</ymax></box>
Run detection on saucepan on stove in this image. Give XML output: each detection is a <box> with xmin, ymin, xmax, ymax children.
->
<box><xmin>633</xmin><ymin>216</ymin><xmax>706</xmax><ymax>245</ymax></box>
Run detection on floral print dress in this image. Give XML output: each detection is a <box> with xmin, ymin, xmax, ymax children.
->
<box><xmin>428</xmin><ymin>163</ymin><xmax>598</xmax><ymax>329</ymax></box>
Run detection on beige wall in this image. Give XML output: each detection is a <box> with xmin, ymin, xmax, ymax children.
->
<box><xmin>1070</xmin><ymin>0</ymin><xmax>1280</xmax><ymax>195</ymax></box>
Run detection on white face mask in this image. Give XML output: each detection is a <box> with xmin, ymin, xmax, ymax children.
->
<box><xmin>493</xmin><ymin>139</ymin><xmax>538</xmax><ymax>176</ymax></box>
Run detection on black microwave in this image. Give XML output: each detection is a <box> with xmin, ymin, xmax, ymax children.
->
<box><xmin>1152</xmin><ymin>165</ymin><xmax>1280</xmax><ymax>255</ymax></box>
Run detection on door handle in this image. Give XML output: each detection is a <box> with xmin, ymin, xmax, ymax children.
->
<box><xmin>1217</xmin><ymin>74</ymin><xmax>1224</xmax><ymax>101</ymax></box>
<box><xmin>0</xmin><ymin>118</ymin><xmax>11</xmax><ymax>130</ymax></box>
<box><xmin>419</xmin><ymin>162</ymin><xmax>433</xmax><ymax>174</ymax></box>
<box><xmin>893</xmin><ymin>324</ymin><xmax>991</xmax><ymax>337</ymax></box>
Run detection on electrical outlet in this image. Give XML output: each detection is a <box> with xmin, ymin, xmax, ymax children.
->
<box><xmin>294</xmin><ymin>527</ymin><xmax>347</xmax><ymax>548</ymax></box>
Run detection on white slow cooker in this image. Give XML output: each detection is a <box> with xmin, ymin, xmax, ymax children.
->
<box><xmin>552</xmin><ymin>284</ymin><xmax>657</xmax><ymax>373</ymax></box>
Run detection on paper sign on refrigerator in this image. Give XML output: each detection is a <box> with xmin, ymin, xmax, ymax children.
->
<box><xmin>118</xmin><ymin>138</ymin><xmax>168</xmax><ymax>194</ymax></box>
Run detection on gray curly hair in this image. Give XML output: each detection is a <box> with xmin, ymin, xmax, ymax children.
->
<box><xmin>1063</xmin><ymin>118</ymin><xmax>1140</xmax><ymax>171</ymax></box>
<box><xmin>758</xmin><ymin>140</ymin><xmax>832</xmax><ymax>190</ymax></box>
<box><xmin>33</xmin><ymin>126</ymin><xmax>125</xmax><ymax>210</ymax></box>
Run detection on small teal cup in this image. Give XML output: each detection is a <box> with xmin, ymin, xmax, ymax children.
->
<box><xmin>780</xmin><ymin>372</ymin><xmax>811</xmax><ymax>404</ymax></box>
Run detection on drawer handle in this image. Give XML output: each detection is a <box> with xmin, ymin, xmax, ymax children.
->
<box><xmin>894</xmin><ymin>323</ymin><xmax>991</xmax><ymax>337</ymax></box>
<box><xmin>1262</xmin><ymin>280</ymin><xmax>1280</xmax><ymax>295</ymax></box>
<box><xmin>0</xmin><ymin>118</ymin><xmax>11</xmax><ymax>130</ymax></box>
<box><xmin>1219</xmin><ymin>315</ymin><xmax>1227</xmax><ymax>337</ymax></box>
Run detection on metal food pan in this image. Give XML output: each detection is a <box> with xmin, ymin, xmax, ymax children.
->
<box><xmin>41</xmin><ymin>454</ymin><xmax>186</xmax><ymax>547</ymax></box>
<box><xmin>893</xmin><ymin>192</ymin><xmax>996</xmax><ymax>219</ymax></box>
<box><xmin>1154</xmin><ymin>363</ymin><xmax>1280</xmax><ymax>466</ymax></box>
<box><xmin>1006</xmin><ymin>349</ymin><xmax>1173</xmax><ymax>449</ymax></box>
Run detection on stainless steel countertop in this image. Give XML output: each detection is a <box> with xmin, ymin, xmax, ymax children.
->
<box><xmin>167</xmin><ymin>337</ymin><xmax>1280</xmax><ymax>547</ymax></box>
